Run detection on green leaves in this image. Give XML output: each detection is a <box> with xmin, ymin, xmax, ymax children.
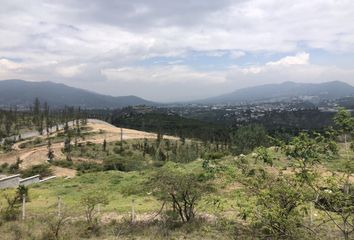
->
<box><xmin>255</xmin><ymin>176</ymin><xmax>307</xmax><ymax>238</ymax></box>
<box><xmin>231</xmin><ymin>124</ymin><xmax>269</xmax><ymax>155</ymax></box>
<box><xmin>151</xmin><ymin>162</ymin><xmax>214</xmax><ymax>222</ymax></box>
<box><xmin>334</xmin><ymin>107</ymin><xmax>354</xmax><ymax>134</ymax></box>
<box><xmin>254</xmin><ymin>146</ymin><xmax>273</xmax><ymax>166</ymax></box>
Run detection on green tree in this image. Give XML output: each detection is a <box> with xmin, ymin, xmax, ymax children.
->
<box><xmin>80</xmin><ymin>190</ymin><xmax>109</xmax><ymax>234</ymax></box>
<box><xmin>152</xmin><ymin>162</ymin><xmax>213</xmax><ymax>222</ymax></box>
<box><xmin>231</xmin><ymin>124</ymin><xmax>269</xmax><ymax>155</ymax></box>
<box><xmin>254</xmin><ymin>146</ymin><xmax>273</xmax><ymax>166</ymax></box>
<box><xmin>311</xmin><ymin>108</ymin><xmax>354</xmax><ymax>240</ymax></box>
<box><xmin>255</xmin><ymin>176</ymin><xmax>309</xmax><ymax>239</ymax></box>
<box><xmin>63</xmin><ymin>137</ymin><xmax>72</xmax><ymax>161</ymax></box>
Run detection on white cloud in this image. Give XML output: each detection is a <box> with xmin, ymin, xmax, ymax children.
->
<box><xmin>56</xmin><ymin>64</ymin><xmax>86</xmax><ymax>78</ymax></box>
<box><xmin>238</xmin><ymin>52</ymin><xmax>310</xmax><ymax>75</ymax></box>
<box><xmin>0</xmin><ymin>58</ymin><xmax>22</xmax><ymax>70</ymax></box>
<box><xmin>230</xmin><ymin>50</ymin><xmax>246</xmax><ymax>59</ymax></box>
<box><xmin>266</xmin><ymin>52</ymin><xmax>309</xmax><ymax>66</ymax></box>
<box><xmin>226</xmin><ymin>52</ymin><xmax>354</xmax><ymax>89</ymax></box>
<box><xmin>101</xmin><ymin>65</ymin><xmax>225</xmax><ymax>84</ymax></box>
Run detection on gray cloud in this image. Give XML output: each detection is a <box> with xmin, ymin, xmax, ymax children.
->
<box><xmin>0</xmin><ymin>0</ymin><xmax>354</xmax><ymax>101</ymax></box>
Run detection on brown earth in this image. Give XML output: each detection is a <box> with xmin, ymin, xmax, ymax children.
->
<box><xmin>0</xmin><ymin>120</ymin><xmax>178</xmax><ymax>177</ymax></box>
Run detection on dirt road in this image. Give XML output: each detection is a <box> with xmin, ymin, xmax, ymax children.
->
<box><xmin>0</xmin><ymin>119</ymin><xmax>178</xmax><ymax>177</ymax></box>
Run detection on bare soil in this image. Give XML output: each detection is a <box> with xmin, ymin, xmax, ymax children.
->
<box><xmin>0</xmin><ymin>120</ymin><xmax>178</xmax><ymax>177</ymax></box>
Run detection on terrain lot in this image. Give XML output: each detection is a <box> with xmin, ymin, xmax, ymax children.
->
<box><xmin>0</xmin><ymin>119</ymin><xmax>178</xmax><ymax>177</ymax></box>
<box><xmin>0</xmin><ymin>119</ymin><xmax>352</xmax><ymax>239</ymax></box>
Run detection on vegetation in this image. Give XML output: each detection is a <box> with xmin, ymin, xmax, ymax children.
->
<box><xmin>0</xmin><ymin>98</ymin><xmax>87</xmax><ymax>145</ymax></box>
<box><xmin>0</xmin><ymin>105</ymin><xmax>353</xmax><ymax>239</ymax></box>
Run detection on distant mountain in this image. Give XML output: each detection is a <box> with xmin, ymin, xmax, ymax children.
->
<box><xmin>0</xmin><ymin>79</ymin><xmax>156</xmax><ymax>109</ymax></box>
<box><xmin>198</xmin><ymin>81</ymin><xmax>354</xmax><ymax>104</ymax></box>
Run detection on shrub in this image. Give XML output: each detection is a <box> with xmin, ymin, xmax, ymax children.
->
<box><xmin>51</xmin><ymin>160</ymin><xmax>74</xmax><ymax>168</ymax></box>
<box><xmin>104</xmin><ymin>154</ymin><xmax>145</xmax><ymax>172</ymax></box>
<box><xmin>21</xmin><ymin>164</ymin><xmax>52</xmax><ymax>179</ymax></box>
<box><xmin>76</xmin><ymin>162</ymin><xmax>103</xmax><ymax>173</ymax></box>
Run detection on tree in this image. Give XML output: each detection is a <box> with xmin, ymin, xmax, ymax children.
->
<box><xmin>47</xmin><ymin>138</ymin><xmax>54</xmax><ymax>162</ymax></box>
<box><xmin>231</xmin><ymin>124</ymin><xmax>269</xmax><ymax>155</ymax></box>
<box><xmin>284</xmin><ymin>110</ymin><xmax>354</xmax><ymax>240</ymax></box>
<box><xmin>103</xmin><ymin>139</ymin><xmax>107</xmax><ymax>152</ymax></box>
<box><xmin>152</xmin><ymin>162</ymin><xmax>213</xmax><ymax>222</ymax></box>
<box><xmin>333</xmin><ymin>108</ymin><xmax>353</xmax><ymax>190</ymax></box>
<box><xmin>16</xmin><ymin>185</ymin><xmax>29</xmax><ymax>202</ymax></box>
<box><xmin>44</xmin><ymin>101</ymin><xmax>50</xmax><ymax>135</ymax></box>
<box><xmin>284</xmin><ymin>132</ymin><xmax>325</xmax><ymax>184</ymax></box>
<box><xmin>42</xmin><ymin>212</ymin><xmax>70</xmax><ymax>240</ymax></box>
<box><xmin>33</xmin><ymin>97</ymin><xmax>40</xmax><ymax>126</ymax></box>
<box><xmin>0</xmin><ymin>192</ymin><xmax>21</xmax><ymax>221</ymax></box>
<box><xmin>9</xmin><ymin>157</ymin><xmax>22</xmax><ymax>173</ymax></box>
<box><xmin>80</xmin><ymin>190</ymin><xmax>109</xmax><ymax>233</ymax></box>
<box><xmin>311</xmin><ymin>108</ymin><xmax>354</xmax><ymax>240</ymax></box>
<box><xmin>254</xmin><ymin>146</ymin><xmax>273</xmax><ymax>166</ymax></box>
<box><xmin>255</xmin><ymin>176</ymin><xmax>309</xmax><ymax>239</ymax></box>
<box><xmin>315</xmin><ymin>177</ymin><xmax>354</xmax><ymax>240</ymax></box>
<box><xmin>63</xmin><ymin>137</ymin><xmax>72</xmax><ymax>161</ymax></box>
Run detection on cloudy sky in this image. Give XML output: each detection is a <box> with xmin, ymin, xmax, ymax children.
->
<box><xmin>1</xmin><ymin>0</ymin><xmax>354</xmax><ymax>102</ymax></box>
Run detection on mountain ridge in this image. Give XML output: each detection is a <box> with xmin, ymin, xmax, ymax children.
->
<box><xmin>197</xmin><ymin>81</ymin><xmax>354</xmax><ymax>104</ymax></box>
<box><xmin>0</xmin><ymin>79</ymin><xmax>156</xmax><ymax>109</ymax></box>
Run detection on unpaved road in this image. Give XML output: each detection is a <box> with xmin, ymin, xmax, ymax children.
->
<box><xmin>0</xmin><ymin>119</ymin><xmax>178</xmax><ymax>177</ymax></box>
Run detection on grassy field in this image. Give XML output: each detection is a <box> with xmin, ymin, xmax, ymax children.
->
<box><xmin>0</xmin><ymin>122</ymin><xmax>353</xmax><ymax>239</ymax></box>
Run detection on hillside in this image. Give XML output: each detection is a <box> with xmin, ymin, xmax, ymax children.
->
<box><xmin>0</xmin><ymin>109</ymin><xmax>353</xmax><ymax>239</ymax></box>
<box><xmin>0</xmin><ymin>117</ymin><xmax>353</xmax><ymax>239</ymax></box>
<box><xmin>0</xmin><ymin>119</ymin><xmax>178</xmax><ymax>176</ymax></box>
<box><xmin>199</xmin><ymin>81</ymin><xmax>354</xmax><ymax>104</ymax></box>
<box><xmin>0</xmin><ymin>79</ymin><xmax>156</xmax><ymax>109</ymax></box>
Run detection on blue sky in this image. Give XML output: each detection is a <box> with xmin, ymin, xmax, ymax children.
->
<box><xmin>1</xmin><ymin>0</ymin><xmax>354</xmax><ymax>101</ymax></box>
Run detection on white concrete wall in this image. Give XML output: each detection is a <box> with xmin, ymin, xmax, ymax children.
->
<box><xmin>0</xmin><ymin>174</ymin><xmax>20</xmax><ymax>189</ymax></box>
<box><xmin>19</xmin><ymin>175</ymin><xmax>40</xmax><ymax>186</ymax></box>
<box><xmin>39</xmin><ymin>176</ymin><xmax>56</xmax><ymax>183</ymax></box>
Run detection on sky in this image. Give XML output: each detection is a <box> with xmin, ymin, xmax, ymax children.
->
<box><xmin>0</xmin><ymin>0</ymin><xmax>354</xmax><ymax>102</ymax></box>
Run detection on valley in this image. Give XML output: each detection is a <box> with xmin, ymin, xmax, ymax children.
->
<box><xmin>0</xmin><ymin>105</ymin><xmax>353</xmax><ymax>239</ymax></box>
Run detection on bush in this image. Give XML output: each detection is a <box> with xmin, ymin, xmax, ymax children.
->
<box><xmin>21</xmin><ymin>164</ymin><xmax>52</xmax><ymax>179</ymax></box>
<box><xmin>203</xmin><ymin>152</ymin><xmax>226</xmax><ymax>160</ymax></box>
<box><xmin>76</xmin><ymin>162</ymin><xmax>103</xmax><ymax>173</ymax></box>
<box><xmin>51</xmin><ymin>160</ymin><xmax>74</xmax><ymax>168</ymax></box>
<box><xmin>1</xmin><ymin>192</ymin><xmax>21</xmax><ymax>221</ymax></box>
<box><xmin>152</xmin><ymin>162</ymin><xmax>214</xmax><ymax>223</ymax></box>
<box><xmin>104</xmin><ymin>154</ymin><xmax>145</xmax><ymax>172</ymax></box>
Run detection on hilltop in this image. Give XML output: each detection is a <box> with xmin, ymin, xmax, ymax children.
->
<box><xmin>0</xmin><ymin>79</ymin><xmax>155</xmax><ymax>109</ymax></box>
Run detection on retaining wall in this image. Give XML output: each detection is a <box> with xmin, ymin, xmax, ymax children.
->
<box><xmin>0</xmin><ymin>174</ymin><xmax>21</xmax><ymax>189</ymax></box>
<box><xmin>19</xmin><ymin>175</ymin><xmax>40</xmax><ymax>186</ymax></box>
<box><xmin>39</xmin><ymin>176</ymin><xmax>56</xmax><ymax>183</ymax></box>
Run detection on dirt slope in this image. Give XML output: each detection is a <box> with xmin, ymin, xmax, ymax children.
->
<box><xmin>0</xmin><ymin>119</ymin><xmax>178</xmax><ymax>177</ymax></box>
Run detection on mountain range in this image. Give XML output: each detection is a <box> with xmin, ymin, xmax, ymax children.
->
<box><xmin>0</xmin><ymin>79</ymin><xmax>354</xmax><ymax>108</ymax></box>
<box><xmin>198</xmin><ymin>81</ymin><xmax>354</xmax><ymax>104</ymax></box>
<box><xmin>0</xmin><ymin>79</ymin><xmax>155</xmax><ymax>109</ymax></box>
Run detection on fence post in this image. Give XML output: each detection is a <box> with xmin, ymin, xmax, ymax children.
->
<box><xmin>22</xmin><ymin>194</ymin><xmax>26</xmax><ymax>221</ymax></box>
<box><xmin>131</xmin><ymin>199</ymin><xmax>136</xmax><ymax>223</ymax></box>
<box><xmin>57</xmin><ymin>196</ymin><xmax>61</xmax><ymax>218</ymax></box>
<box><xmin>120</xmin><ymin>128</ymin><xmax>123</xmax><ymax>150</ymax></box>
